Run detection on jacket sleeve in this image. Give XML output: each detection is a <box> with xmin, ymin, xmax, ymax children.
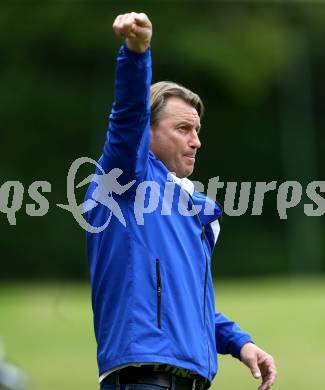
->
<box><xmin>100</xmin><ymin>43</ymin><xmax>152</xmax><ymax>185</ymax></box>
<box><xmin>215</xmin><ymin>311</ymin><xmax>254</xmax><ymax>359</ymax></box>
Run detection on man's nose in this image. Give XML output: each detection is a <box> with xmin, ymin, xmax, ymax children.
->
<box><xmin>189</xmin><ymin>130</ymin><xmax>201</xmax><ymax>149</ymax></box>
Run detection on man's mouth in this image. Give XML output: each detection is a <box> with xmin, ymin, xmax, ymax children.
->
<box><xmin>184</xmin><ymin>154</ymin><xmax>196</xmax><ymax>161</ymax></box>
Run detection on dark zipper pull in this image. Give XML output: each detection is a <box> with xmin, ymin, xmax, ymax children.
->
<box><xmin>201</xmin><ymin>225</ymin><xmax>205</xmax><ymax>241</ymax></box>
<box><xmin>156</xmin><ymin>259</ymin><xmax>162</xmax><ymax>329</ymax></box>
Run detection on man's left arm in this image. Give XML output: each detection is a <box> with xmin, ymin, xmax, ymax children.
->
<box><xmin>215</xmin><ymin>312</ymin><xmax>277</xmax><ymax>390</ymax></box>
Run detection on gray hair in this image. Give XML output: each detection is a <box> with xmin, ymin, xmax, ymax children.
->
<box><xmin>150</xmin><ymin>81</ymin><xmax>204</xmax><ymax>128</ymax></box>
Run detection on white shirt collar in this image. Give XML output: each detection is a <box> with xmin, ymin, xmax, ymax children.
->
<box><xmin>169</xmin><ymin>173</ymin><xmax>195</xmax><ymax>196</ymax></box>
<box><xmin>169</xmin><ymin>173</ymin><xmax>220</xmax><ymax>244</ymax></box>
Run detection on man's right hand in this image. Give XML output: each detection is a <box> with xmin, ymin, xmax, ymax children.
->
<box><xmin>112</xmin><ymin>12</ymin><xmax>152</xmax><ymax>53</ymax></box>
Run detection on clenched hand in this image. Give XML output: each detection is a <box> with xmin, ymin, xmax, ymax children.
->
<box><xmin>112</xmin><ymin>12</ymin><xmax>152</xmax><ymax>53</ymax></box>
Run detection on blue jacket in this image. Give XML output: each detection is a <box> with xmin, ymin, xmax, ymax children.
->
<box><xmin>85</xmin><ymin>44</ymin><xmax>253</xmax><ymax>383</ymax></box>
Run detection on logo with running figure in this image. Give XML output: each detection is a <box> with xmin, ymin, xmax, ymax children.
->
<box><xmin>54</xmin><ymin>157</ymin><xmax>325</xmax><ymax>233</ymax></box>
<box><xmin>57</xmin><ymin>157</ymin><xmax>135</xmax><ymax>233</ymax></box>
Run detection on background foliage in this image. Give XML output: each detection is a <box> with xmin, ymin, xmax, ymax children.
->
<box><xmin>1</xmin><ymin>2</ymin><xmax>324</xmax><ymax>390</ymax></box>
<box><xmin>0</xmin><ymin>2</ymin><xmax>324</xmax><ymax>277</ymax></box>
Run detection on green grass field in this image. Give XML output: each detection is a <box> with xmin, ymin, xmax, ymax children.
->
<box><xmin>0</xmin><ymin>278</ymin><xmax>324</xmax><ymax>390</ymax></box>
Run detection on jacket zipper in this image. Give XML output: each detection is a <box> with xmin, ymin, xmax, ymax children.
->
<box><xmin>202</xmin><ymin>230</ymin><xmax>211</xmax><ymax>380</ymax></box>
<box><xmin>198</xmin><ymin>211</ymin><xmax>211</xmax><ymax>379</ymax></box>
<box><xmin>202</xmin><ymin>225</ymin><xmax>210</xmax><ymax>379</ymax></box>
<box><xmin>188</xmin><ymin>194</ymin><xmax>211</xmax><ymax>379</ymax></box>
<box><xmin>156</xmin><ymin>259</ymin><xmax>162</xmax><ymax>329</ymax></box>
<box><xmin>203</xmin><ymin>253</ymin><xmax>208</xmax><ymax>322</ymax></box>
<box><xmin>201</xmin><ymin>224</ymin><xmax>208</xmax><ymax>322</ymax></box>
<box><xmin>208</xmin><ymin>343</ymin><xmax>210</xmax><ymax>377</ymax></box>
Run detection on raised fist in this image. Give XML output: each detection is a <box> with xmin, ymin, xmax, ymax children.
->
<box><xmin>112</xmin><ymin>12</ymin><xmax>152</xmax><ymax>53</ymax></box>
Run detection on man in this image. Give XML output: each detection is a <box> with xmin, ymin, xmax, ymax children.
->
<box><xmin>85</xmin><ymin>12</ymin><xmax>277</xmax><ymax>390</ymax></box>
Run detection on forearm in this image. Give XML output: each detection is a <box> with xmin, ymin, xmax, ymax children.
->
<box><xmin>110</xmin><ymin>12</ymin><xmax>152</xmax><ymax>125</ymax></box>
<box><xmin>111</xmin><ymin>43</ymin><xmax>151</xmax><ymax>117</ymax></box>
<box><xmin>101</xmin><ymin>13</ymin><xmax>153</xmax><ymax>180</ymax></box>
<box><xmin>215</xmin><ymin>311</ymin><xmax>253</xmax><ymax>359</ymax></box>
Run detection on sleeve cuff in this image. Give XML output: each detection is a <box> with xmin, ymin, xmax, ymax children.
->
<box><xmin>121</xmin><ymin>42</ymin><xmax>151</xmax><ymax>59</ymax></box>
<box><xmin>231</xmin><ymin>337</ymin><xmax>255</xmax><ymax>360</ymax></box>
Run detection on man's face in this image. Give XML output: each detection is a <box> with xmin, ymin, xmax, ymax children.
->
<box><xmin>150</xmin><ymin>97</ymin><xmax>201</xmax><ymax>178</ymax></box>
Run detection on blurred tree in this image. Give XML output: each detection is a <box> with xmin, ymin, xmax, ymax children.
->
<box><xmin>0</xmin><ymin>1</ymin><xmax>324</xmax><ymax>279</ymax></box>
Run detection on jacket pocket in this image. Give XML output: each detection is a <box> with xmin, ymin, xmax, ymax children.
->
<box><xmin>156</xmin><ymin>259</ymin><xmax>162</xmax><ymax>329</ymax></box>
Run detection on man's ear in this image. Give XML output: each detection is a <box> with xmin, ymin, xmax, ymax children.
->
<box><xmin>150</xmin><ymin>126</ymin><xmax>159</xmax><ymax>154</ymax></box>
<box><xmin>149</xmin><ymin>127</ymin><xmax>154</xmax><ymax>148</ymax></box>
<box><xmin>150</xmin><ymin>126</ymin><xmax>156</xmax><ymax>141</ymax></box>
